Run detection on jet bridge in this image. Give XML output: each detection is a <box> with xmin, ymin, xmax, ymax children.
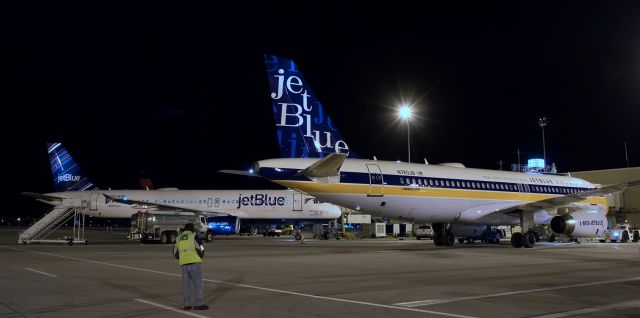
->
<box><xmin>18</xmin><ymin>205</ymin><xmax>87</xmax><ymax>245</ymax></box>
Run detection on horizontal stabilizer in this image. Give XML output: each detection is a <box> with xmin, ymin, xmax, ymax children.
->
<box><xmin>218</xmin><ymin>170</ymin><xmax>258</xmax><ymax>177</ymax></box>
<box><xmin>296</xmin><ymin>153</ymin><xmax>346</xmax><ymax>178</ymax></box>
<box><xmin>21</xmin><ymin>192</ymin><xmax>64</xmax><ymax>203</ymax></box>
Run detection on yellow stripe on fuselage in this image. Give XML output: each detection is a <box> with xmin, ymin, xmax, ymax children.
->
<box><xmin>275</xmin><ymin>180</ymin><xmax>608</xmax><ymax>206</ymax></box>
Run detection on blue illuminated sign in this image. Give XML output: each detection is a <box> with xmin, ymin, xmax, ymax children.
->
<box><xmin>527</xmin><ymin>159</ymin><xmax>545</xmax><ymax>169</ymax></box>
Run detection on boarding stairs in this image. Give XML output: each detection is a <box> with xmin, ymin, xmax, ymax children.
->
<box><xmin>18</xmin><ymin>204</ymin><xmax>87</xmax><ymax>245</ymax></box>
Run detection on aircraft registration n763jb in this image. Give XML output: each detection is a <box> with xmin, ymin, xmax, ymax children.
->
<box><xmin>223</xmin><ymin>55</ymin><xmax>640</xmax><ymax>249</ymax></box>
<box><xmin>23</xmin><ymin>143</ymin><xmax>340</xmax><ymax>222</ymax></box>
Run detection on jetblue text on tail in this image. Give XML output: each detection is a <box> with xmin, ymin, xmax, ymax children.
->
<box><xmin>265</xmin><ymin>55</ymin><xmax>357</xmax><ymax>158</ymax></box>
<box><xmin>47</xmin><ymin>143</ymin><xmax>95</xmax><ymax>192</ymax></box>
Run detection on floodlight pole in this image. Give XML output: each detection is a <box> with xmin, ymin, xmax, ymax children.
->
<box><xmin>539</xmin><ymin>117</ymin><xmax>548</xmax><ymax>168</ymax></box>
<box><xmin>407</xmin><ymin>120</ymin><xmax>411</xmax><ymax>163</ymax></box>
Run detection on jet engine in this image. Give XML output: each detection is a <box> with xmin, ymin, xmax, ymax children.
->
<box><xmin>550</xmin><ymin>210</ymin><xmax>607</xmax><ymax>237</ymax></box>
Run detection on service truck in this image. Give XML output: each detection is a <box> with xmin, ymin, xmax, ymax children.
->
<box><xmin>129</xmin><ymin>211</ymin><xmax>214</xmax><ymax>243</ymax></box>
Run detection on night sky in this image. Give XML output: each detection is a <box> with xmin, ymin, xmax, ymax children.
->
<box><xmin>5</xmin><ymin>2</ymin><xmax>640</xmax><ymax>219</ymax></box>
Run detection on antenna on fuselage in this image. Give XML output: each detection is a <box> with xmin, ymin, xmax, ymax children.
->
<box><xmin>373</xmin><ymin>156</ymin><xmax>377</xmax><ymax>161</ymax></box>
<box><xmin>424</xmin><ymin>158</ymin><xmax>429</xmax><ymax>165</ymax></box>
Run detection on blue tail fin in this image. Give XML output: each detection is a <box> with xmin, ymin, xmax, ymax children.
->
<box><xmin>47</xmin><ymin>143</ymin><xmax>95</xmax><ymax>192</ymax></box>
<box><xmin>265</xmin><ymin>55</ymin><xmax>358</xmax><ymax>159</ymax></box>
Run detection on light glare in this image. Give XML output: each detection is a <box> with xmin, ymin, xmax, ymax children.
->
<box><xmin>398</xmin><ymin>105</ymin><xmax>413</xmax><ymax>120</ymax></box>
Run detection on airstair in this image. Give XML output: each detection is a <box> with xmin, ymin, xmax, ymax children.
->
<box><xmin>18</xmin><ymin>205</ymin><xmax>87</xmax><ymax>245</ymax></box>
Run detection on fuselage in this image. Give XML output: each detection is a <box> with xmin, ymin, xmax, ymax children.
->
<box><xmin>254</xmin><ymin>158</ymin><xmax>608</xmax><ymax>225</ymax></box>
<box><xmin>42</xmin><ymin>189</ymin><xmax>341</xmax><ymax>220</ymax></box>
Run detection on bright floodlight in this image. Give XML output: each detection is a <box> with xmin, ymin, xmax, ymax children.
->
<box><xmin>398</xmin><ymin>105</ymin><xmax>413</xmax><ymax>120</ymax></box>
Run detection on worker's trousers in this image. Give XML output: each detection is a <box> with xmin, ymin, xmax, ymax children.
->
<box><xmin>181</xmin><ymin>263</ymin><xmax>204</xmax><ymax>306</ymax></box>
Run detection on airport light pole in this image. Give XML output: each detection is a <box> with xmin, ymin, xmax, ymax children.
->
<box><xmin>398</xmin><ymin>105</ymin><xmax>413</xmax><ymax>163</ymax></box>
<box><xmin>539</xmin><ymin>117</ymin><xmax>548</xmax><ymax>167</ymax></box>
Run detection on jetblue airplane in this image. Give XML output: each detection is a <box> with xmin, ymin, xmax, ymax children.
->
<box><xmin>223</xmin><ymin>55</ymin><xmax>640</xmax><ymax>248</ymax></box>
<box><xmin>24</xmin><ymin>143</ymin><xmax>341</xmax><ymax>222</ymax></box>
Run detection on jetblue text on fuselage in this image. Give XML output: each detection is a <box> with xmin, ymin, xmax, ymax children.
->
<box><xmin>236</xmin><ymin>194</ymin><xmax>286</xmax><ymax>209</ymax></box>
<box><xmin>57</xmin><ymin>173</ymin><xmax>80</xmax><ymax>183</ymax></box>
<box><xmin>272</xmin><ymin>68</ymin><xmax>349</xmax><ymax>154</ymax></box>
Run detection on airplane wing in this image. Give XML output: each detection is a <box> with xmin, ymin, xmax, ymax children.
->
<box><xmin>103</xmin><ymin>194</ymin><xmax>230</xmax><ymax>217</ymax></box>
<box><xmin>21</xmin><ymin>192</ymin><xmax>64</xmax><ymax>203</ymax></box>
<box><xmin>502</xmin><ymin>179</ymin><xmax>640</xmax><ymax>214</ymax></box>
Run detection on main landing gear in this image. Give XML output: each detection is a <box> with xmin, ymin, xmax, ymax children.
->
<box><xmin>510</xmin><ymin>232</ymin><xmax>536</xmax><ymax>248</ymax></box>
<box><xmin>432</xmin><ymin>223</ymin><xmax>455</xmax><ymax>247</ymax></box>
<box><xmin>511</xmin><ymin>211</ymin><xmax>536</xmax><ymax>248</ymax></box>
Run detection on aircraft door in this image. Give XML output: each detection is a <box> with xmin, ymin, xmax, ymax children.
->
<box><xmin>214</xmin><ymin>198</ymin><xmax>220</xmax><ymax>207</ymax></box>
<box><xmin>90</xmin><ymin>193</ymin><xmax>99</xmax><ymax>211</ymax></box>
<box><xmin>207</xmin><ymin>198</ymin><xmax>213</xmax><ymax>207</ymax></box>
<box><xmin>293</xmin><ymin>193</ymin><xmax>302</xmax><ymax>211</ymax></box>
<box><xmin>366</xmin><ymin>164</ymin><xmax>384</xmax><ymax>196</ymax></box>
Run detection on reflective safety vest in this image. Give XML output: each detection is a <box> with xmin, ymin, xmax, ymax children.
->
<box><xmin>176</xmin><ymin>231</ymin><xmax>202</xmax><ymax>266</ymax></box>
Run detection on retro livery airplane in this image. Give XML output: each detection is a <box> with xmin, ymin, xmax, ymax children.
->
<box><xmin>223</xmin><ymin>55</ymin><xmax>640</xmax><ymax>248</ymax></box>
<box><xmin>24</xmin><ymin>143</ymin><xmax>341</xmax><ymax>226</ymax></box>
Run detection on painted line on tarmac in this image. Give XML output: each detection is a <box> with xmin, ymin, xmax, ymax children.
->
<box><xmin>531</xmin><ymin>299</ymin><xmax>640</xmax><ymax>318</ymax></box>
<box><xmin>393</xmin><ymin>276</ymin><xmax>640</xmax><ymax>307</ymax></box>
<box><xmin>25</xmin><ymin>267</ymin><xmax>58</xmax><ymax>278</ymax></box>
<box><xmin>135</xmin><ymin>299</ymin><xmax>210</xmax><ymax>318</ymax></box>
<box><xmin>3</xmin><ymin>246</ymin><xmax>477</xmax><ymax>318</ymax></box>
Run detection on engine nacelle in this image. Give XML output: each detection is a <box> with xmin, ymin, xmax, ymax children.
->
<box><xmin>550</xmin><ymin>210</ymin><xmax>607</xmax><ymax>238</ymax></box>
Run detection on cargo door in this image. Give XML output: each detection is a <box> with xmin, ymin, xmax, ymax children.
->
<box><xmin>293</xmin><ymin>193</ymin><xmax>302</xmax><ymax>211</ymax></box>
<box><xmin>366</xmin><ymin>164</ymin><xmax>384</xmax><ymax>196</ymax></box>
<box><xmin>90</xmin><ymin>193</ymin><xmax>99</xmax><ymax>211</ymax></box>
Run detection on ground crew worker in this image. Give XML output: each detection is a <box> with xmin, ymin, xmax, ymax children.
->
<box><xmin>174</xmin><ymin>223</ymin><xmax>208</xmax><ymax>310</ymax></box>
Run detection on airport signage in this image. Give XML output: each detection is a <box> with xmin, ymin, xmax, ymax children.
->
<box><xmin>236</xmin><ymin>193</ymin><xmax>285</xmax><ymax>209</ymax></box>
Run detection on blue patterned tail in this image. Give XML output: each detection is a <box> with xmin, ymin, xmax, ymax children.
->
<box><xmin>47</xmin><ymin>143</ymin><xmax>95</xmax><ymax>192</ymax></box>
<box><xmin>265</xmin><ymin>55</ymin><xmax>358</xmax><ymax>159</ymax></box>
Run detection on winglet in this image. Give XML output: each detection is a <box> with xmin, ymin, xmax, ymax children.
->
<box><xmin>296</xmin><ymin>153</ymin><xmax>346</xmax><ymax>178</ymax></box>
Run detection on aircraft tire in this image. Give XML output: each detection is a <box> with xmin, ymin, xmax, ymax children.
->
<box><xmin>511</xmin><ymin>232</ymin><xmax>523</xmax><ymax>248</ymax></box>
<box><xmin>599</xmin><ymin>239</ymin><xmax>606</xmax><ymax>243</ymax></box>
<box><xmin>444</xmin><ymin>233</ymin><xmax>455</xmax><ymax>246</ymax></box>
<box><xmin>523</xmin><ymin>232</ymin><xmax>535</xmax><ymax>248</ymax></box>
<box><xmin>433</xmin><ymin>233</ymin><xmax>443</xmax><ymax>246</ymax></box>
<box><xmin>458</xmin><ymin>238</ymin><xmax>465</xmax><ymax>244</ymax></box>
<box><xmin>621</xmin><ymin>231</ymin><xmax>629</xmax><ymax>243</ymax></box>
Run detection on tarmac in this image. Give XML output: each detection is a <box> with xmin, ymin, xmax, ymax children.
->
<box><xmin>1</xmin><ymin>227</ymin><xmax>639</xmax><ymax>317</ymax></box>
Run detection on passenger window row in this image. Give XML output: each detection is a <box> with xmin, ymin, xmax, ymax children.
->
<box><xmin>396</xmin><ymin>176</ymin><xmax>587</xmax><ymax>194</ymax></box>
